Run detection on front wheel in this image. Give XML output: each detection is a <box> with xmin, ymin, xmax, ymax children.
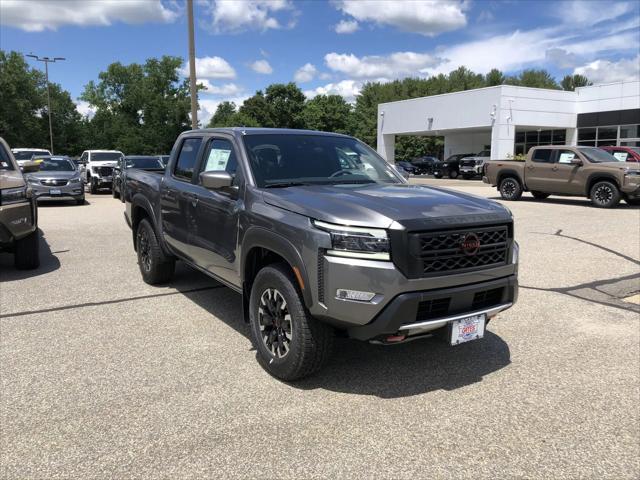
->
<box><xmin>136</xmin><ymin>218</ymin><xmax>175</xmax><ymax>284</ymax></box>
<box><xmin>14</xmin><ymin>230</ymin><xmax>40</xmax><ymax>270</ymax></box>
<box><xmin>499</xmin><ymin>177</ymin><xmax>523</xmax><ymax>201</ymax></box>
<box><xmin>449</xmin><ymin>170</ymin><xmax>458</xmax><ymax>179</ymax></box>
<box><xmin>590</xmin><ymin>181</ymin><xmax>621</xmax><ymax>208</ymax></box>
<box><xmin>249</xmin><ymin>264</ymin><xmax>333</xmax><ymax>381</ymax></box>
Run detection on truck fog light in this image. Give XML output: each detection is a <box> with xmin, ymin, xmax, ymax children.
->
<box><xmin>336</xmin><ymin>289</ymin><xmax>376</xmax><ymax>302</ymax></box>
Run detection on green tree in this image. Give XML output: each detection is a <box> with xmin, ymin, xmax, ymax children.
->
<box><xmin>0</xmin><ymin>50</ymin><xmax>47</xmax><ymax>148</ymax></box>
<box><xmin>238</xmin><ymin>90</ymin><xmax>271</xmax><ymax>126</ymax></box>
<box><xmin>485</xmin><ymin>68</ymin><xmax>505</xmax><ymax>86</ymax></box>
<box><xmin>81</xmin><ymin>56</ymin><xmax>191</xmax><ymax>154</ymax></box>
<box><xmin>207</xmin><ymin>101</ymin><xmax>237</xmax><ymax>127</ymax></box>
<box><xmin>561</xmin><ymin>74</ymin><xmax>591</xmax><ymax>91</ymax></box>
<box><xmin>39</xmin><ymin>83</ymin><xmax>85</xmax><ymax>154</ymax></box>
<box><xmin>301</xmin><ymin>95</ymin><xmax>353</xmax><ymax>134</ymax></box>
<box><xmin>264</xmin><ymin>82</ymin><xmax>306</xmax><ymax>129</ymax></box>
<box><xmin>506</xmin><ymin>69</ymin><xmax>560</xmax><ymax>89</ymax></box>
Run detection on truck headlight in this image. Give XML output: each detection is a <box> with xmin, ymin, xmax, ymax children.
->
<box><xmin>26</xmin><ymin>176</ymin><xmax>40</xmax><ymax>186</ymax></box>
<box><xmin>623</xmin><ymin>168</ymin><xmax>640</xmax><ymax>176</ymax></box>
<box><xmin>1</xmin><ymin>186</ymin><xmax>29</xmax><ymax>205</ymax></box>
<box><xmin>313</xmin><ymin>220</ymin><xmax>390</xmax><ymax>260</ymax></box>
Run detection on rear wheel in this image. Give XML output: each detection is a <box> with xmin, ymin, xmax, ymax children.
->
<box><xmin>14</xmin><ymin>230</ymin><xmax>40</xmax><ymax>270</ymax></box>
<box><xmin>449</xmin><ymin>170</ymin><xmax>458</xmax><ymax>179</ymax></box>
<box><xmin>136</xmin><ymin>218</ymin><xmax>175</xmax><ymax>284</ymax></box>
<box><xmin>590</xmin><ymin>181</ymin><xmax>621</xmax><ymax>208</ymax></box>
<box><xmin>531</xmin><ymin>191</ymin><xmax>549</xmax><ymax>200</ymax></box>
<box><xmin>499</xmin><ymin>177</ymin><xmax>523</xmax><ymax>201</ymax></box>
<box><xmin>249</xmin><ymin>263</ymin><xmax>333</xmax><ymax>381</ymax></box>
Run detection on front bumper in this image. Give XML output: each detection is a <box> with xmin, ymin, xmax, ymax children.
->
<box><xmin>347</xmin><ymin>275</ymin><xmax>518</xmax><ymax>341</ymax></box>
<box><xmin>30</xmin><ymin>183</ymin><xmax>84</xmax><ymax>200</ymax></box>
<box><xmin>622</xmin><ymin>175</ymin><xmax>640</xmax><ymax>197</ymax></box>
<box><xmin>459</xmin><ymin>165</ymin><xmax>483</xmax><ymax>175</ymax></box>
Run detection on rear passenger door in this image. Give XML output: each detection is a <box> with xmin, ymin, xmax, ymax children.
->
<box><xmin>189</xmin><ymin>135</ymin><xmax>243</xmax><ymax>286</ymax></box>
<box><xmin>160</xmin><ymin>136</ymin><xmax>203</xmax><ymax>260</ymax></box>
<box><xmin>524</xmin><ymin>148</ymin><xmax>555</xmax><ymax>192</ymax></box>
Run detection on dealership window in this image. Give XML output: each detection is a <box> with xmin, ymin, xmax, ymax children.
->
<box><xmin>515</xmin><ymin>129</ymin><xmax>567</xmax><ymax>155</ymax></box>
<box><xmin>577</xmin><ymin>124</ymin><xmax>640</xmax><ymax>147</ymax></box>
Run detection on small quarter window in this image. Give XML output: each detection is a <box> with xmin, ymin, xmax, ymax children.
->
<box><xmin>532</xmin><ymin>149</ymin><xmax>552</xmax><ymax>163</ymax></box>
<box><xmin>174</xmin><ymin>137</ymin><xmax>203</xmax><ymax>181</ymax></box>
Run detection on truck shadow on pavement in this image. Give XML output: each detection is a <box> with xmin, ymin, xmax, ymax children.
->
<box><xmin>0</xmin><ymin>229</ymin><xmax>60</xmax><ymax>281</ymax></box>
<box><xmin>183</xmin><ymin>280</ymin><xmax>511</xmax><ymax>398</ymax></box>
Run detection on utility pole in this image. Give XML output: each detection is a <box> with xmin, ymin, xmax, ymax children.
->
<box><xmin>187</xmin><ymin>0</ymin><xmax>198</xmax><ymax>130</ymax></box>
<box><xmin>26</xmin><ymin>54</ymin><xmax>65</xmax><ymax>154</ymax></box>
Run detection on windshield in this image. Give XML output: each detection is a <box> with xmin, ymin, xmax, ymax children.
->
<box><xmin>628</xmin><ymin>147</ymin><xmax>640</xmax><ymax>154</ymax></box>
<box><xmin>92</xmin><ymin>152</ymin><xmax>122</xmax><ymax>161</ymax></box>
<box><xmin>126</xmin><ymin>157</ymin><xmax>162</xmax><ymax>169</ymax></box>
<box><xmin>13</xmin><ymin>150</ymin><xmax>49</xmax><ymax>160</ymax></box>
<box><xmin>579</xmin><ymin>147</ymin><xmax>621</xmax><ymax>163</ymax></box>
<box><xmin>243</xmin><ymin>134</ymin><xmax>402</xmax><ymax>188</ymax></box>
<box><xmin>37</xmin><ymin>158</ymin><xmax>75</xmax><ymax>171</ymax></box>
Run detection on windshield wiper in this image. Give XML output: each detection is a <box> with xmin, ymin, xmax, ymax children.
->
<box><xmin>264</xmin><ymin>181</ymin><xmax>313</xmax><ymax>188</ymax></box>
<box><xmin>329</xmin><ymin>179</ymin><xmax>377</xmax><ymax>185</ymax></box>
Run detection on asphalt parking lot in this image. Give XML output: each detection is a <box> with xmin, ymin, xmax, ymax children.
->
<box><xmin>1</xmin><ymin>180</ymin><xmax>639</xmax><ymax>479</ymax></box>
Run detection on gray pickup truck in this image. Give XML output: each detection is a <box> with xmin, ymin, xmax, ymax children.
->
<box><xmin>124</xmin><ymin>128</ymin><xmax>519</xmax><ymax>380</ymax></box>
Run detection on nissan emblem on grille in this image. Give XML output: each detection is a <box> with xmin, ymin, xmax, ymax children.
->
<box><xmin>460</xmin><ymin>232</ymin><xmax>480</xmax><ymax>256</ymax></box>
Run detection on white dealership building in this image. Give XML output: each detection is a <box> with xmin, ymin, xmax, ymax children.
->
<box><xmin>376</xmin><ymin>80</ymin><xmax>640</xmax><ymax>162</ymax></box>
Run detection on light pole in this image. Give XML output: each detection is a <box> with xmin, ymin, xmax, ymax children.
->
<box><xmin>187</xmin><ymin>0</ymin><xmax>198</xmax><ymax>129</ymax></box>
<box><xmin>26</xmin><ymin>54</ymin><xmax>65</xmax><ymax>154</ymax></box>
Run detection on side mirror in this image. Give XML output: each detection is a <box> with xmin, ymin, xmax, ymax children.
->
<box><xmin>200</xmin><ymin>171</ymin><xmax>233</xmax><ymax>190</ymax></box>
<box><xmin>21</xmin><ymin>161</ymin><xmax>41</xmax><ymax>173</ymax></box>
<box><xmin>570</xmin><ymin>158</ymin><xmax>583</xmax><ymax>166</ymax></box>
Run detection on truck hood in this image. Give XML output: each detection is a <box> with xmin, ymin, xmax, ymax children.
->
<box><xmin>89</xmin><ymin>161</ymin><xmax>118</xmax><ymax>168</ymax></box>
<box><xmin>598</xmin><ymin>161</ymin><xmax>640</xmax><ymax>171</ymax></box>
<box><xmin>262</xmin><ymin>183</ymin><xmax>511</xmax><ymax>230</ymax></box>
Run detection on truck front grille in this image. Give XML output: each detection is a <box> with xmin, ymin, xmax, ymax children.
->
<box><xmin>95</xmin><ymin>166</ymin><xmax>113</xmax><ymax>177</ymax></box>
<box><xmin>412</xmin><ymin>286</ymin><xmax>506</xmax><ymax>323</ymax></box>
<box><xmin>40</xmin><ymin>179</ymin><xmax>68</xmax><ymax>186</ymax></box>
<box><xmin>459</xmin><ymin>159</ymin><xmax>475</xmax><ymax>167</ymax></box>
<box><xmin>416</xmin><ymin>297</ymin><xmax>450</xmax><ymax>322</ymax></box>
<box><xmin>411</xmin><ymin>225</ymin><xmax>508</xmax><ymax>276</ymax></box>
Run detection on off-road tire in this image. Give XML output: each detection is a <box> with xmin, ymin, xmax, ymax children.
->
<box><xmin>14</xmin><ymin>230</ymin><xmax>40</xmax><ymax>270</ymax></box>
<box><xmin>90</xmin><ymin>179</ymin><xmax>97</xmax><ymax>194</ymax></box>
<box><xmin>499</xmin><ymin>177</ymin><xmax>523</xmax><ymax>201</ymax></box>
<box><xmin>531</xmin><ymin>191</ymin><xmax>549</xmax><ymax>200</ymax></box>
<box><xmin>590</xmin><ymin>180</ymin><xmax>621</xmax><ymax>208</ymax></box>
<box><xmin>136</xmin><ymin>218</ymin><xmax>175</xmax><ymax>284</ymax></box>
<box><xmin>249</xmin><ymin>263</ymin><xmax>333</xmax><ymax>381</ymax></box>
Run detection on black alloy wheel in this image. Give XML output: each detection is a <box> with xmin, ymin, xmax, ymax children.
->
<box><xmin>258</xmin><ymin>288</ymin><xmax>293</xmax><ymax>358</ymax></box>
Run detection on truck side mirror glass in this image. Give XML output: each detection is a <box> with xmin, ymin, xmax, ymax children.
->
<box><xmin>200</xmin><ymin>171</ymin><xmax>233</xmax><ymax>190</ymax></box>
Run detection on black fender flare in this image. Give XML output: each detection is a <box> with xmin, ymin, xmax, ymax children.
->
<box><xmin>130</xmin><ymin>193</ymin><xmax>160</xmax><ymax>250</ymax></box>
<box><xmin>241</xmin><ymin>226</ymin><xmax>313</xmax><ymax>308</ymax></box>
<box><xmin>497</xmin><ymin>169</ymin><xmax>525</xmax><ymax>190</ymax></box>
<box><xmin>585</xmin><ymin>173</ymin><xmax>620</xmax><ymax>196</ymax></box>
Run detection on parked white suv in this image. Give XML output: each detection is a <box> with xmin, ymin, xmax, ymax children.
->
<box><xmin>79</xmin><ymin>150</ymin><xmax>123</xmax><ymax>193</ymax></box>
<box><xmin>459</xmin><ymin>150</ymin><xmax>491</xmax><ymax>179</ymax></box>
<box><xmin>11</xmin><ymin>148</ymin><xmax>52</xmax><ymax>167</ymax></box>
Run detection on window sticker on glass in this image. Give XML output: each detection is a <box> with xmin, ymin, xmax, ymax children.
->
<box><xmin>558</xmin><ymin>152</ymin><xmax>576</xmax><ymax>164</ymax></box>
<box><xmin>613</xmin><ymin>152</ymin><xmax>628</xmax><ymax>162</ymax></box>
<box><xmin>206</xmin><ymin>148</ymin><xmax>231</xmax><ymax>171</ymax></box>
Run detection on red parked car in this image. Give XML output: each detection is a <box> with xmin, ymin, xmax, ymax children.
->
<box><xmin>599</xmin><ymin>146</ymin><xmax>640</xmax><ymax>162</ymax></box>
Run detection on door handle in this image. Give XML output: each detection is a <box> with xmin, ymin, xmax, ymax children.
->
<box><xmin>552</xmin><ymin>166</ymin><xmax>558</xmax><ymax>172</ymax></box>
<box><xmin>182</xmin><ymin>192</ymin><xmax>199</xmax><ymax>207</ymax></box>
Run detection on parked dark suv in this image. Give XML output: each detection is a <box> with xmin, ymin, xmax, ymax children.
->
<box><xmin>124</xmin><ymin>128</ymin><xmax>518</xmax><ymax>380</ymax></box>
<box><xmin>433</xmin><ymin>153</ymin><xmax>475</xmax><ymax>179</ymax></box>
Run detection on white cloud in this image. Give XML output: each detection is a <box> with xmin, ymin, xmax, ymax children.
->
<box><xmin>249</xmin><ymin>59</ymin><xmax>273</xmax><ymax>74</ymax></box>
<box><xmin>75</xmin><ymin>101</ymin><xmax>96</xmax><ymax>119</ymax></box>
<box><xmin>304</xmin><ymin>80</ymin><xmax>362</xmax><ymax>103</ymax></box>
<box><xmin>181</xmin><ymin>56</ymin><xmax>236</xmax><ymax>79</ymax></box>
<box><xmin>574</xmin><ymin>55</ymin><xmax>640</xmax><ymax>85</ymax></box>
<box><xmin>294</xmin><ymin>63</ymin><xmax>317</xmax><ymax>83</ymax></box>
<box><xmin>205</xmin><ymin>0</ymin><xmax>296</xmax><ymax>33</ymax></box>
<box><xmin>557</xmin><ymin>1</ymin><xmax>636</xmax><ymax>26</ymax></box>
<box><xmin>545</xmin><ymin>48</ymin><xmax>578</xmax><ymax>69</ymax></box>
<box><xmin>325</xmin><ymin>51</ymin><xmax>441</xmax><ymax>78</ymax></box>
<box><xmin>335</xmin><ymin>19</ymin><xmax>359</xmax><ymax>34</ymax></box>
<box><xmin>334</xmin><ymin>0</ymin><xmax>467</xmax><ymax>36</ymax></box>
<box><xmin>198</xmin><ymin>80</ymin><xmax>244</xmax><ymax>96</ymax></box>
<box><xmin>0</xmin><ymin>0</ymin><xmax>178</xmax><ymax>32</ymax></box>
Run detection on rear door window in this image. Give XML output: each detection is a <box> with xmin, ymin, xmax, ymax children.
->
<box><xmin>532</xmin><ymin>149</ymin><xmax>553</xmax><ymax>163</ymax></box>
<box><xmin>173</xmin><ymin>137</ymin><xmax>203</xmax><ymax>181</ymax></box>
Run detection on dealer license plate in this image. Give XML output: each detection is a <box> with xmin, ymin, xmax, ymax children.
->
<box><xmin>49</xmin><ymin>189</ymin><xmax>61</xmax><ymax>195</ymax></box>
<box><xmin>450</xmin><ymin>314</ymin><xmax>485</xmax><ymax>345</ymax></box>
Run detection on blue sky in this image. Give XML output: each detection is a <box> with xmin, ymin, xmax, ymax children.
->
<box><xmin>1</xmin><ymin>0</ymin><xmax>639</xmax><ymax>124</ymax></box>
